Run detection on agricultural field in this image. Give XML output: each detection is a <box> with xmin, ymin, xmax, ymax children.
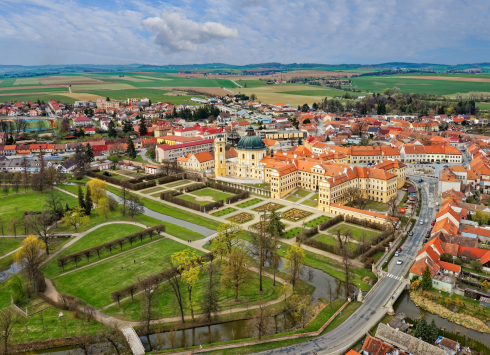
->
<box><xmin>14</xmin><ymin>78</ymin><xmax>41</xmax><ymax>85</ymax></box>
<box><xmin>351</xmin><ymin>74</ymin><xmax>490</xmax><ymax>95</ymax></box>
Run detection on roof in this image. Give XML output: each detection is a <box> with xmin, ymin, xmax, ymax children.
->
<box><xmin>410</xmin><ymin>257</ymin><xmax>440</xmax><ymax>277</ymax></box>
<box><xmin>330</xmin><ymin>203</ymin><xmax>397</xmax><ymax>221</ymax></box>
<box><xmin>362</xmin><ymin>336</ymin><xmax>396</xmax><ymax>355</ymax></box>
<box><xmin>236</xmin><ymin>127</ymin><xmax>266</xmax><ymax>151</ymax></box>
<box><xmin>462</xmin><ymin>226</ymin><xmax>490</xmax><ymax>238</ymax></box>
<box><xmin>438</xmin><ymin>260</ymin><xmax>461</xmax><ymax>273</ymax></box>
<box><xmin>157</xmin><ymin>139</ymin><xmax>213</xmax><ymax>151</ymax></box>
<box><xmin>193</xmin><ymin>151</ymin><xmax>214</xmax><ymax>163</ymax></box>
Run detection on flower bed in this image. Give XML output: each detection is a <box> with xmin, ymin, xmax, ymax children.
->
<box><xmin>282</xmin><ymin>208</ymin><xmax>312</xmax><ymax>221</ymax></box>
<box><xmin>253</xmin><ymin>202</ymin><xmax>284</xmax><ymax>212</ymax></box>
<box><xmin>227</xmin><ymin>212</ymin><xmax>254</xmax><ymax>224</ymax></box>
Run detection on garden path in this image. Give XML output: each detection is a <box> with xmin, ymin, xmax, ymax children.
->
<box><xmin>294</xmin><ymin>191</ymin><xmax>317</xmax><ymax>205</ymax></box>
<box><xmin>0</xmin><ymin>247</ymin><xmax>21</xmax><ymax>260</ymax></box>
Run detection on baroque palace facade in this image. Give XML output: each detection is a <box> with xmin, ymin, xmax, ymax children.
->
<box><xmin>214</xmin><ymin>127</ymin><xmax>407</xmax><ymax>214</ymax></box>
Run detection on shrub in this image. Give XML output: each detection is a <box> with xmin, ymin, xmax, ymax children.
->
<box><xmin>318</xmin><ymin>215</ymin><xmax>343</xmax><ymax>231</ymax></box>
<box><xmin>344</xmin><ymin>216</ymin><xmax>386</xmax><ymax>231</ymax></box>
<box><xmin>103</xmin><ymin>171</ymin><xmax>111</xmax><ymax>177</ymax></box>
<box><xmin>440</xmin><ymin>253</ymin><xmax>454</xmax><ymax>263</ymax></box>
<box><xmin>470</xmin><ymin>260</ymin><xmax>483</xmax><ymax>273</ymax></box>
<box><xmin>454</xmin><ymin>257</ymin><xmax>462</xmax><ymax>266</ymax></box>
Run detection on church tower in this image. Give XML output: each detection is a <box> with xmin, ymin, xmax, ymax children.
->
<box><xmin>214</xmin><ymin>134</ymin><xmax>226</xmax><ymax>177</ymax></box>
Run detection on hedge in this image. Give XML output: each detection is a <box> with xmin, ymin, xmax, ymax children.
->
<box><xmin>56</xmin><ymin>225</ymin><xmax>165</xmax><ymax>271</ymax></box>
<box><xmin>184</xmin><ymin>183</ymin><xmax>207</xmax><ymax>192</ymax></box>
<box><xmin>227</xmin><ymin>191</ymin><xmax>250</xmax><ymax>204</ymax></box>
<box><xmin>110</xmin><ymin>252</ymin><xmax>214</xmax><ymax>306</ymax></box>
<box><xmin>157</xmin><ymin>175</ymin><xmax>181</xmax><ymax>184</ymax></box>
<box><xmin>318</xmin><ymin>215</ymin><xmax>343</xmax><ymax>231</ymax></box>
<box><xmin>344</xmin><ymin>216</ymin><xmax>387</xmax><ymax>231</ymax></box>
<box><xmin>206</xmin><ymin>180</ymin><xmax>245</xmax><ymax>195</ymax></box>
<box><xmin>87</xmin><ymin>171</ymin><xmax>179</xmax><ymax>191</ymax></box>
<box><xmin>160</xmin><ymin>190</ymin><xmax>224</xmax><ymax>213</ymax></box>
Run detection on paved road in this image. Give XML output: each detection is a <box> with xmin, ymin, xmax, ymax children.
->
<box><xmin>257</xmin><ymin>178</ymin><xmax>438</xmax><ymax>355</ymax></box>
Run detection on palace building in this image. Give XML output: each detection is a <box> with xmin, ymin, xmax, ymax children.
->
<box><xmin>214</xmin><ymin>126</ymin><xmax>406</xmax><ymax>216</ymax></box>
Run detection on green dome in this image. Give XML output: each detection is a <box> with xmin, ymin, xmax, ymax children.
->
<box><xmin>236</xmin><ymin>126</ymin><xmax>266</xmax><ymax>151</ymax></box>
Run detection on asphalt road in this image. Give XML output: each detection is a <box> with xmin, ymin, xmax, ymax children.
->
<box><xmin>257</xmin><ymin>177</ymin><xmax>438</xmax><ymax>355</ymax></box>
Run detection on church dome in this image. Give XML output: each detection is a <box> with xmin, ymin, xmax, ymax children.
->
<box><xmin>236</xmin><ymin>126</ymin><xmax>266</xmax><ymax>151</ymax></box>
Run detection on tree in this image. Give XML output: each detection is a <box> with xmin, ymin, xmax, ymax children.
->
<box><xmin>107</xmin><ymin>119</ymin><xmax>117</xmax><ymax>138</ymax></box>
<box><xmin>250</xmin><ymin>93</ymin><xmax>257</xmax><ymax>101</ymax></box>
<box><xmin>414</xmin><ymin>317</ymin><xmax>430</xmax><ymax>342</ymax></box>
<box><xmin>60</xmin><ymin>206</ymin><xmax>89</xmax><ymax>233</ymax></box>
<box><xmin>283</xmin><ymin>245</ymin><xmax>305</xmax><ymax>291</ymax></box>
<box><xmin>172</xmin><ymin>249</ymin><xmax>201</xmax><ymax>322</ymax></box>
<box><xmin>86</xmin><ymin>178</ymin><xmax>107</xmax><ymax>203</ymax></box>
<box><xmin>421</xmin><ymin>266</ymin><xmax>433</xmax><ymax>290</ymax></box>
<box><xmin>126</xmin><ymin>138</ymin><xmax>137</xmax><ymax>159</ymax></box>
<box><xmin>289</xmin><ymin>292</ymin><xmax>314</xmax><ymax>328</ymax></box>
<box><xmin>249</xmin><ymin>214</ymin><xmax>274</xmax><ymax>292</ymax></box>
<box><xmin>470</xmin><ymin>260</ymin><xmax>483</xmax><ymax>273</ymax></box>
<box><xmin>428</xmin><ymin>318</ymin><xmax>439</xmax><ymax>343</ymax></box>
<box><xmin>97</xmin><ymin>197</ymin><xmax>110</xmax><ymax>219</ymax></box>
<box><xmin>247</xmin><ymin>303</ymin><xmax>271</xmax><ymax>340</ymax></box>
<box><xmin>221</xmin><ymin>248</ymin><xmax>250</xmax><ymax>302</ymax></box>
<box><xmin>139</xmin><ymin>117</ymin><xmax>147</xmax><ymax>136</ymax></box>
<box><xmin>211</xmin><ymin>223</ymin><xmax>242</xmax><ymax>258</ymax></box>
<box><xmin>26</xmin><ymin>211</ymin><xmax>53</xmax><ymax>255</ymax></box>
<box><xmin>164</xmin><ymin>258</ymin><xmax>186</xmax><ymax>323</ymax></box>
<box><xmin>44</xmin><ymin>190</ymin><xmax>64</xmax><ymax>226</ymax></box>
<box><xmin>78</xmin><ymin>186</ymin><xmax>86</xmax><ymax>211</ymax></box>
<box><xmin>200</xmin><ymin>257</ymin><xmax>221</xmax><ymax>322</ymax></box>
<box><xmin>0</xmin><ymin>217</ymin><xmax>4</xmax><ymax>236</ymax></box>
<box><xmin>12</xmin><ymin>174</ymin><xmax>21</xmax><ymax>193</ymax></box>
<box><xmin>30</xmin><ymin>172</ymin><xmax>47</xmax><ymax>193</ymax></box>
<box><xmin>334</xmin><ymin>228</ymin><xmax>354</xmax><ymax>297</ymax></box>
<box><xmin>472</xmin><ymin>210</ymin><xmax>489</xmax><ymax>226</ymax></box>
<box><xmin>14</xmin><ymin>236</ymin><xmax>46</xmax><ymax>292</ymax></box>
<box><xmin>482</xmin><ymin>280</ymin><xmax>490</xmax><ymax>292</ymax></box>
<box><xmin>8</xmin><ymin>218</ymin><xmax>19</xmax><ymax>238</ymax></box>
<box><xmin>0</xmin><ymin>308</ymin><xmax>22</xmax><ymax>355</ymax></box>
<box><xmin>74</xmin><ymin>145</ymin><xmax>88</xmax><ymax>175</ymax></box>
<box><xmin>266</xmin><ymin>210</ymin><xmax>285</xmax><ymax>239</ymax></box>
<box><xmin>85</xmin><ymin>186</ymin><xmax>93</xmax><ymax>215</ymax></box>
<box><xmin>127</xmin><ymin>193</ymin><xmax>144</xmax><ymax>218</ymax></box>
<box><xmin>138</xmin><ymin>277</ymin><xmax>160</xmax><ymax>335</ymax></box>
<box><xmin>85</xmin><ymin>144</ymin><xmax>94</xmax><ymax>163</ymax></box>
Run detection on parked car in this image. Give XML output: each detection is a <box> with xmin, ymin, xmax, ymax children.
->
<box><xmin>397</xmin><ymin>259</ymin><xmax>403</xmax><ymax>265</ymax></box>
<box><xmin>397</xmin><ymin>248</ymin><xmax>402</xmax><ymax>252</ymax></box>
<box><xmin>431</xmin><ymin>221</ymin><xmax>435</xmax><ymax>226</ymax></box>
<box><xmin>395</xmin><ymin>252</ymin><xmax>399</xmax><ymax>257</ymax></box>
<box><xmin>420</xmin><ymin>220</ymin><xmax>424</xmax><ymax>225</ymax></box>
<box><xmin>409</xmin><ymin>231</ymin><xmax>414</xmax><ymax>236</ymax></box>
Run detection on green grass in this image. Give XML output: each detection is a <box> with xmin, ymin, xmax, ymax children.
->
<box><xmin>0</xmin><ymin>237</ymin><xmax>25</xmax><ymax>257</ymax></box>
<box><xmin>142</xmin><ymin>186</ymin><xmax>167</xmax><ymax>194</ymax></box>
<box><xmin>325</xmin><ymin>223</ymin><xmax>380</xmax><ymax>241</ymax></box>
<box><xmin>291</xmin><ymin>189</ymin><xmax>312</xmax><ymax>198</ymax></box>
<box><xmin>279</xmin><ymin>89</ymin><xmax>347</xmax><ymax>97</ymax></box>
<box><xmin>0</xmin><ymin>191</ymin><xmax>78</xmax><ymax>233</ymax></box>
<box><xmin>281</xmin><ymin>227</ymin><xmax>302</xmax><ymax>239</ymax></box>
<box><xmin>236</xmin><ymin>198</ymin><xmax>263</xmax><ymax>208</ymax></box>
<box><xmin>191</xmin><ymin>187</ymin><xmax>234</xmax><ymax>201</ymax></box>
<box><xmin>316</xmin><ymin>234</ymin><xmax>338</xmax><ymax>246</ymax></box>
<box><xmin>0</xmin><ymin>186</ymin><xmax>33</xmax><ymax>196</ymax></box>
<box><xmin>245</xmin><ymin>183</ymin><xmax>270</xmax><ymax>189</ymax></box>
<box><xmin>151</xmin><ymin>192</ymin><xmax>163</xmax><ymax>198</ymax></box>
<box><xmin>351</xmin><ymin>74</ymin><xmax>490</xmax><ymax>95</ymax></box>
<box><xmin>362</xmin><ymin>200</ymin><xmax>388</xmax><ymax>212</ymax></box>
<box><xmin>177</xmin><ymin>194</ymin><xmax>212</xmax><ymax>206</ymax></box>
<box><xmin>301</xmin><ymin>199</ymin><xmax>318</xmax><ymax>207</ymax></box>
<box><xmin>305</xmin><ymin>215</ymin><xmax>330</xmax><ymax>227</ymax></box>
<box><xmin>164</xmin><ymin>179</ymin><xmax>192</xmax><ymax>188</ymax></box>
<box><xmin>42</xmin><ymin>224</ymin><xmax>145</xmax><ymax>277</ymax></box>
<box><xmin>57</xmin><ymin>183</ymin><xmax>85</xmax><ymax>195</ymax></box>
<box><xmin>54</xmin><ymin>238</ymin><xmax>204</xmax><ymax>309</ymax></box>
<box><xmin>398</xmin><ymin>191</ymin><xmax>409</xmax><ymax>207</ymax></box>
<box><xmin>211</xmin><ymin>207</ymin><xmax>238</xmax><ymax>217</ymax></box>
<box><xmin>104</xmin><ymin>265</ymin><xmax>282</xmax><ymax>321</ymax></box>
<box><xmin>285</xmin><ymin>195</ymin><xmax>300</xmax><ymax>202</ymax></box>
<box><xmin>0</xmin><ymin>94</ymin><xmax>76</xmax><ymax>103</ymax></box>
<box><xmin>372</xmin><ymin>251</ymin><xmax>385</xmax><ymax>263</ymax></box>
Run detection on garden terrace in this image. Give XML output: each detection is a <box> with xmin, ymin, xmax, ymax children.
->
<box><xmin>160</xmin><ymin>190</ymin><xmax>224</xmax><ymax>212</ymax></box>
<box><xmin>211</xmin><ymin>207</ymin><xmax>237</xmax><ymax>217</ymax></box>
<box><xmin>253</xmin><ymin>202</ymin><xmax>285</xmax><ymax>212</ymax></box>
<box><xmin>55</xmin><ymin>225</ymin><xmax>165</xmax><ymax>272</ymax></box>
<box><xmin>281</xmin><ymin>208</ymin><xmax>312</xmax><ymax>221</ymax></box>
<box><xmin>305</xmin><ymin>216</ymin><xmax>331</xmax><ymax>228</ymax></box>
<box><xmin>227</xmin><ymin>212</ymin><xmax>254</xmax><ymax>224</ymax></box>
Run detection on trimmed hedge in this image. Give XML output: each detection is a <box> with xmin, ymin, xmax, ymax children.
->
<box><xmin>206</xmin><ymin>180</ymin><xmax>244</xmax><ymax>195</ymax></box>
<box><xmin>185</xmin><ymin>183</ymin><xmax>207</xmax><ymax>192</ymax></box>
<box><xmin>344</xmin><ymin>216</ymin><xmax>386</xmax><ymax>231</ymax></box>
<box><xmin>227</xmin><ymin>191</ymin><xmax>250</xmax><ymax>204</ymax></box>
<box><xmin>157</xmin><ymin>175</ymin><xmax>181</xmax><ymax>184</ymax></box>
<box><xmin>160</xmin><ymin>190</ymin><xmax>224</xmax><ymax>213</ymax></box>
<box><xmin>318</xmin><ymin>215</ymin><xmax>343</xmax><ymax>231</ymax></box>
<box><xmin>110</xmin><ymin>252</ymin><xmax>214</xmax><ymax>306</ymax></box>
<box><xmin>56</xmin><ymin>225</ymin><xmax>165</xmax><ymax>271</ymax></box>
<box><xmin>87</xmin><ymin>171</ymin><xmax>178</xmax><ymax>191</ymax></box>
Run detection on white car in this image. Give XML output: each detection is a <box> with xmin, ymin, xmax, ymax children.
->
<box><xmin>420</xmin><ymin>220</ymin><xmax>424</xmax><ymax>225</ymax></box>
<box><xmin>397</xmin><ymin>259</ymin><xmax>403</xmax><ymax>265</ymax></box>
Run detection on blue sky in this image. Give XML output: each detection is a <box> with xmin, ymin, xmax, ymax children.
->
<box><xmin>2</xmin><ymin>0</ymin><xmax>490</xmax><ymax>66</ymax></box>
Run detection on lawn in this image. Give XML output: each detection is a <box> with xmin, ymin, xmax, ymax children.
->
<box><xmin>211</xmin><ymin>207</ymin><xmax>238</xmax><ymax>217</ymax></box>
<box><xmin>285</xmin><ymin>195</ymin><xmax>300</xmax><ymax>202</ymax></box>
<box><xmin>42</xmin><ymin>223</ymin><xmax>145</xmax><ymax>277</ymax></box>
<box><xmin>0</xmin><ymin>94</ymin><xmax>76</xmax><ymax>103</ymax></box>
<box><xmin>57</xmin><ymin>183</ymin><xmax>85</xmax><ymax>195</ymax></box>
<box><xmin>54</xmin><ymin>238</ymin><xmax>204</xmax><ymax>309</ymax></box>
<box><xmin>301</xmin><ymin>199</ymin><xmax>318</xmax><ymax>207</ymax></box>
<box><xmin>325</xmin><ymin>223</ymin><xmax>380</xmax><ymax>241</ymax></box>
<box><xmin>103</xmin><ymin>267</ymin><xmax>282</xmax><ymax>321</ymax></box>
<box><xmin>164</xmin><ymin>179</ymin><xmax>192</xmax><ymax>188</ymax></box>
<box><xmin>142</xmin><ymin>186</ymin><xmax>167</xmax><ymax>194</ymax></box>
<box><xmin>362</xmin><ymin>200</ymin><xmax>388</xmax><ymax>212</ymax></box>
<box><xmin>191</xmin><ymin>188</ymin><xmax>234</xmax><ymax>202</ymax></box>
<box><xmin>315</xmin><ymin>234</ymin><xmax>358</xmax><ymax>252</ymax></box>
<box><xmin>305</xmin><ymin>215</ymin><xmax>330</xmax><ymax>227</ymax></box>
<box><xmin>281</xmin><ymin>227</ymin><xmax>302</xmax><ymax>239</ymax></box>
<box><xmin>0</xmin><ymin>186</ymin><xmax>32</xmax><ymax>196</ymax></box>
<box><xmin>245</xmin><ymin>183</ymin><xmax>270</xmax><ymax>189</ymax></box>
<box><xmin>0</xmin><ymin>237</ymin><xmax>25</xmax><ymax>257</ymax></box>
<box><xmin>0</xmin><ymin>191</ymin><xmax>78</xmax><ymax>233</ymax></box>
<box><xmin>290</xmin><ymin>189</ymin><xmax>311</xmax><ymax>198</ymax></box>
<box><xmin>236</xmin><ymin>198</ymin><xmax>263</xmax><ymax>208</ymax></box>
<box><xmin>398</xmin><ymin>191</ymin><xmax>409</xmax><ymax>207</ymax></box>
<box><xmin>178</xmin><ymin>194</ymin><xmax>213</xmax><ymax>206</ymax></box>
<box><xmin>372</xmin><ymin>251</ymin><xmax>385</xmax><ymax>263</ymax></box>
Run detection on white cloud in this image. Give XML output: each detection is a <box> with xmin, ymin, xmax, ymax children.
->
<box><xmin>143</xmin><ymin>12</ymin><xmax>238</xmax><ymax>54</ymax></box>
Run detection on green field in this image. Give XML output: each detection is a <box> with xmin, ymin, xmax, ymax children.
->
<box><xmin>103</xmin><ymin>266</ymin><xmax>282</xmax><ymax>321</ymax></box>
<box><xmin>0</xmin><ymin>237</ymin><xmax>25</xmax><ymax>257</ymax></box>
<box><xmin>211</xmin><ymin>207</ymin><xmax>237</xmax><ymax>217</ymax></box>
<box><xmin>0</xmin><ymin>191</ymin><xmax>78</xmax><ymax>233</ymax></box>
<box><xmin>305</xmin><ymin>215</ymin><xmax>330</xmax><ymax>227</ymax></box>
<box><xmin>278</xmin><ymin>88</ymin><xmax>349</xmax><ymax>97</ymax></box>
<box><xmin>0</xmin><ymin>94</ymin><xmax>76</xmax><ymax>103</ymax></box>
<box><xmin>54</xmin><ymin>238</ymin><xmax>204</xmax><ymax>308</ymax></box>
<box><xmin>42</xmin><ymin>224</ymin><xmax>145</xmax><ymax>277</ymax></box>
<box><xmin>351</xmin><ymin>74</ymin><xmax>490</xmax><ymax>95</ymax></box>
<box><xmin>236</xmin><ymin>198</ymin><xmax>263</xmax><ymax>208</ymax></box>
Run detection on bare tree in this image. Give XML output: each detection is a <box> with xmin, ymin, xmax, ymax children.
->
<box><xmin>334</xmin><ymin>228</ymin><xmax>353</xmax><ymax>297</ymax></box>
<box><xmin>127</xmin><ymin>193</ymin><xmax>144</xmax><ymax>218</ymax></box>
<box><xmin>248</xmin><ymin>212</ymin><xmax>274</xmax><ymax>292</ymax></box>
<box><xmin>26</xmin><ymin>211</ymin><xmax>53</xmax><ymax>255</ymax></box>
<box><xmin>164</xmin><ymin>259</ymin><xmax>186</xmax><ymax>323</ymax></box>
<box><xmin>44</xmin><ymin>190</ymin><xmax>64</xmax><ymax>227</ymax></box>
<box><xmin>200</xmin><ymin>257</ymin><xmax>221</xmax><ymax>322</ymax></box>
<box><xmin>139</xmin><ymin>277</ymin><xmax>160</xmax><ymax>335</ymax></box>
<box><xmin>247</xmin><ymin>303</ymin><xmax>272</xmax><ymax>340</ymax></box>
<box><xmin>0</xmin><ymin>308</ymin><xmax>22</xmax><ymax>355</ymax></box>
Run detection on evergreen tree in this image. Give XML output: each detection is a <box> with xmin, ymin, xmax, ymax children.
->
<box><xmin>126</xmin><ymin>138</ymin><xmax>137</xmax><ymax>159</ymax></box>
<box><xmin>122</xmin><ymin>120</ymin><xmax>131</xmax><ymax>133</ymax></box>
<box><xmin>139</xmin><ymin>116</ymin><xmax>148</xmax><ymax>136</ymax></box>
<box><xmin>85</xmin><ymin>186</ymin><xmax>93</xmax><ymax>216</ymax></box>
<box><xmin>85</xmin><ymin>144</ymin><xmax>94</xmax><ymax>163</ymax></box>
<box><xmin>65</xmin><ymin>202</ymin><xmax>70</xmax><ymax>212</ymax></box>
<box><xmin>326</xmin><ymin>135</ymin><xmax>330</xmax><ymax>141</ymax></box>
<box><xmin>78</xmin><ymin>186</ymin><xmax>86</xmax><ymax>211</ymax></box>
<box><xmin>428</xmin><ymin>318</ymin><xmax>439</xmax><ymax>343</ymax></box>
<box><xmin>107</xmin><ymin>119</ymin><xmax>117</xmax><ymax>138</ymax></box>
<box><xmin>421</xmin><ymin>266</ymin><xmax>433</xmax><ymax>290</ymax></box>
<box><xmin>414</xmin><ymin>317</ymin><xmax>430</xmax><ymax>342</ymax></box>
<box><xmin>312</xmin><ymin>102</ymin><xmax>318</xmax><ymax>111</ymax></box>
<box><xmin>148</xmin><ymin>99</ymin><xmax>152</xmax><ymax>106</ymax></box>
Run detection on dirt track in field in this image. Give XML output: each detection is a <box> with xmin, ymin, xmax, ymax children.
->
<box><xmin>393</xmin><ymin>76</ymin><xmax>490</xmax><ymax>83</ymax></box>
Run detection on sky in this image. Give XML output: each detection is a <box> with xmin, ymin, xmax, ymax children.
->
<box><xmin>2</xmin><ymin>0</ymin><xmax>490</xmax><ymax>66</ymax></box>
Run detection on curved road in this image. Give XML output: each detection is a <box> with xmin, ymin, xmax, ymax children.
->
<box><xmin>257</xmin><ymin>177</ymin><xmax>438</xmax><ymax>355</ymax></box>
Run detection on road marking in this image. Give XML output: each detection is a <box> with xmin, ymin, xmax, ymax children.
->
<box><xmin>387</xmin><ymin>273</ymin><xmax>401</xmax><ymax>280</ymax></box>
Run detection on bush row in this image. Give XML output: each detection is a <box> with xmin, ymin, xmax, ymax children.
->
<box><xmin>227</xmin><ymin>191</ymin><xmax>250</xmax><ymax>204</ymax></box>
<box><xmin>206</xmin><ymin>180</ymin><xmax>245</xmax><ymax>195</ymax></box>
<box><xmin>57</xmin><ymin>225</ymin><xmax>165</xmax><ymax>271</ymax></box>
<box><xmin>87</xmin><ymin>171</ymin><xmax>176</xmax><ymax>191</ymax></box>
<box><xmin>157</xmin><ymin>175</ymin><xmax>181</xmax><ymax>185</ymax></box>
<box><xmin>344</xmin><ymin>216</ymin><xmax>386</xmax><ymax>231</ymax></box>
<box><xmin>160</xmin><ymin>191</ymin><xmax>224</xmax><ymax>213</ymax></box>
<box><xmin>110</xmin><ymin>252</ymin><xmax>214</xmax><ymax>306</ymax></box>
<box><xmin>184</xmin><ymin>183</ymin><xmax>207</xmax><ymax>192</ymax></box>
<box><xmin>318</xmin><ymin>215</ymin><xmax>344</xmax><ymax>231</ymax></box>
